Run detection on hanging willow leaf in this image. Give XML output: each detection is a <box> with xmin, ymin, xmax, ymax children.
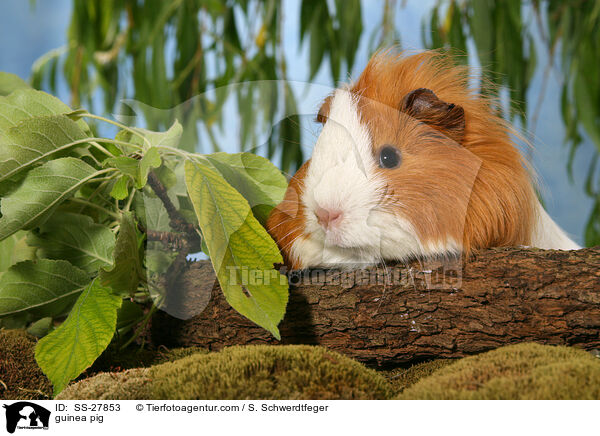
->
<box><xmin>299</xmin><ymin>0</ymin><xmax>314</xmax><ymax>42</ymax></box>
<box><xmin>0</xmin><ymin>157</ymin><xmax>105</xmax><ymax>242</ymax></box>
<box><xmin>337</xmin><ymin>0</ymin><xmax>362</xmax><ymax>71</ymax></box>
<box><xmin>584</xmin><ymin>198</ymin><xmax>600</xmax><ymax>246</ymax></box>
<box><xmin>184</xmin><ymin>158</ymin><xmax>288</xmax><ymax>339</ymax></box>
<box><xmin>279</xmin><ymin>83</ymin><xmax>303</xmax><ymax>174</ymax></box>
<box><xmin>468</xmin><ymin>0</ymin><xmax>494</xmax><ymax>68</ymax></box>
<box><xmin>308</xmin><ymin>2</ymin><xmax>328</xmax><ymax>79</ymax></box>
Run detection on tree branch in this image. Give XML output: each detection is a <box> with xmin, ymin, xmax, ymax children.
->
<box><xmin>151</xmin><ymin>247</ymin><xmax>600</xmax><ymax>366</ymax></box>
<box><xmin>146</xmin><ymin>171</ymin><xmax>197</xmax><ymax>237</ymax></box>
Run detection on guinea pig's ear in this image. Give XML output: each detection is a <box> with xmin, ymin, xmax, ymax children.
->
<box><xmin>400</xmin><ymin>88</ymin><xmax>465</xmax><ymax>144</ymax></box>
<box><xmin>315</xmin><ymin>94</ymin><xmax>333</xmax><ymax>124</ymax></box>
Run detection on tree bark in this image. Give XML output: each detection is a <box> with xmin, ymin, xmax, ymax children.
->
<box><xmin>151</xmin><ymin>247</ymin><xmax>600</xmax><ymax>366</ymax></box>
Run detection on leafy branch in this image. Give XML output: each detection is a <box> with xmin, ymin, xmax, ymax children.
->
<box><xmin>0</xmin><ymin>73</ymin><xmax>289</xmax><ymax>395</ymax></box>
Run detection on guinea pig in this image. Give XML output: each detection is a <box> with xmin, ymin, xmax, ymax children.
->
<box><xmin>266</xmin><ymin>50</ymin><xmax>580</xmax><ymax>270</ymax></box>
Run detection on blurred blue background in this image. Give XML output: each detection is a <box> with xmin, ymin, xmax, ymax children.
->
<box><xmin>0</xmin><ymin>0</ymin><xmax>596</xmax><ymax>246</ymax></box>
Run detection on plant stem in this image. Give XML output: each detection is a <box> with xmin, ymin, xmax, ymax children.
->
<box><xmin>80</xmin><ymin>113</ymin><xmax>152</xmax><ymax>148</ymax></box>
<box><xmin>124</xmin><ymin>188</ymin><xmax>136</xmax><ymax>212</ymax></box>
<box><xmin>96</xmin><ymin>137</ymin><xmax>144</xmax><ymax>151</ymax></box>
<box><xmin>75</xmin><ymin>176</ymin><xmax>117</xmax><ymax>214</ymax></box>
<box><xmin>155</xmin><ymin>144</ymin><xmax>191</xmax><ymax>159</ymax></box>
<box><xmin>68</xmin><ymin>197</ymin><xmax>121</xmax><ymax>220</ymax></box>
<box><xmin>88</xmin><ymin>140</ymin><xmax>113</xmax><ymax>156</ymax></box>
<box><xmin>119</xmin><ymin>301</ymin><xmax>160</xmax><ymax>350</ymax></box>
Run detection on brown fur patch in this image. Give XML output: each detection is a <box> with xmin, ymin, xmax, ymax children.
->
<box><xmin>266</xmin><ymin>160</ymin><xmax>310</xmax><ymax>269</ymax></box>
<box><xmin>400</xmin><ymin>87</ymin><xmax>466</xmax><ymax>143</ymax></box>
<box><xmin>267</xmin><ymin>50</ymin><xmax>536</xmax><ymax>265</ymax></box>
<box><xmin>316</xmin><ymin>94</ymin><xmax>333</xmax><ymax>124</ymax></box>
<box><xmin>349</xmin><ymin>50</ymin><xmax>535</xmax><ymax>253</ymax></box>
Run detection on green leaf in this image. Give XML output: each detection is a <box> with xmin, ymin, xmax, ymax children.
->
<box><xmin>0</xmin><ymin>259</ymin><xmax>90</xmax><ymax>318</ymax></box>
<box><xmin>117</xmin><ymin>120</ymin><xmax>183</xmax><ymax>149</ymax></box>
<box><xmin>469</xmin><ymin>0</ymin><xmax>494</xmax><ymax>68</ymax></box>
<box><xmin>27</xmin><ymin>317</ymin><xmax>53</xmax><ymax>338</ymax></box>
<box><xmin>300</xmin><ymin>0</ymin><xmax>313</xmax><ymax>42</ymax></box>
<box><xmin>28</xmin><ymin>212</ymin><xmax>116</xmax><ymax>273</ymax></box>
<box><xmin>35</xmin><ymin>279</ymin><xmax>122</xmax><ymax>395</ymax></box>
<box><xmin>0</xmin><ymin>313</ymin><xmax>29</xmax><ymax>330</ymax></box>
<box><xmin>99</xmin><ymin>212</ymin><xmax>144</xmax><ymax>295</ymax></box>
<box><xmin>280</xmin><ymin>83</ymin><xmax>303</xmax><ymax>173</ymax></box>
<box><xmin>574</xmin><ymin>71</ymin><xmax>600</xmax><ymax>146</ymax></box>
<box><xmin>585</xmin><ymin>199</ymin><xmax>600</xmax><ymax>247</ymax></box>
<box><xmin>184</xmin><ymin>159</ymin><xmax>288</xmax><ymax>339</ymax></box>
<box><xmin>205</xmin><ymin>152</ymin><xmax>287</xmax><ymax>224</ymax></box>
<box><xmin>0</xmin><ymin>89</ymin><xmax>88</xmax><ymax>137</ymax></box>
<box><xmin>0</xmin><ymin>114</ymin><xmax>90</xmax><ymax>186</ymax></box>
<box><xmin>0</xmin><ymin>231</ymin><xmax>36</xmax><ymax>273</ymax></box>
<box><xmin>106</xmin><ymin>156</ymin><xmax>139</xmax><ymax>179</ymax></box>
<box><xmin>0</xmin><ymin>72</ymin><xmax>30</xmax><ymax>96</ymax></box>
<box><xmin>139</xmin><ymin>146</ymin><xmax>162</xmax><ymax>187</ymax></box>
<box><xmin>0</xmin><ymin>157</ymin><xmax>100</xmax><ymax>242</ymax></box>
<box><xmin>309</xmin><ymin>11</ymin><xmax>327</xmax><ymax>79</ymax></box>
<box><xmin>64</xmin><ymin>109</ymin><xmax>89</xmax><ymax>122</ymax></box>
<box><xmin>110</xmin><ymin>176</ymin><xmax>130</xmax><ymax>200</ymax></box>
<box><xmin>145</xmin><ymin>247</ymin><xmax>177</xmax><ymax>276</ymax></box>
<box><xmin>337</xmin><ymin>0</ymin><xmax>362</xmax><ymax>70</ymax></box>
<box><xmin>154</xmin><ymin>163</ymin><xmax>178</xmax><ymax>191</ymax></box>
<box><xmin>106</xmin><ymin>146</ymin><xmax>161</xmax><ymax>189</ymax></box>
<box><xmin>134</xmin><ymin>194</ymin><xmax>172</xmax><ymax>232</ymax></box>
<box><xmin>133</xmin><ymin>163</ymin><xmax>182</xmax><ymax>232</ymax></box>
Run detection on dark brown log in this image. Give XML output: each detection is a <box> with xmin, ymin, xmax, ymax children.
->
<box><xmin>150</xmin><ymin>247</ymin><xmax>600</xmax><ymax>367</ymax></box>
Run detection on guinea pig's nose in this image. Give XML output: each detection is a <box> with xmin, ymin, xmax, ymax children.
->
<box><xmin>315</xmin><ymin>207</ymin><xmax>343</xmax><ymax>229</ymax></box>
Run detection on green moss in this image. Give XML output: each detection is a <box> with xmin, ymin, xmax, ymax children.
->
<box><xmin>88</xmin><ymin>345</ymin><xmax>208</xmax><ymax>376</ymax></box>
<box><xmin>398</xmin><ymin>343</ymin><xmax>600</xmax><ymax>400</ymax></box>
<box><xmin>152</xmin><ymin>345</ymin><xmax>392</xmax><ymax>400</ymax></box>
<box><xmin>57</xmin><ymin>346</ymin><xmax>209</xmax><ymax>399</ymax></box>
<box><xmin>382</xmin><ymin>359</ymin><xmax>454</xmax><ymax>395</ymax></box>
<box><xmin>56</xmin><ymin>368</ymin><xmax>152</xmax><ymax>400</ymax></box>
<box><xmin>153</xmin><ymin>346</ymin><xmax>209</xmax><ymax>364</ymax></box>
<box><xmin>58</xmin><ymin>345</ymin><xmax>393</xmax><ymax>400</ymax></box>
<box><xmin>0</xmin><ymin>329</ymin><xmax>52</xmax><ymax>399</ymax></box>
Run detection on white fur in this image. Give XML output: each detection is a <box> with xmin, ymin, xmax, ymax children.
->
<box><xmin>289</xmin><ymin>90</ymin><xmax>578</xmax><ymax>269</ymax></box>
<box><xmin>530</xmin><ymin>200</ymin><xmax>580</xmax><ymax>250</ymax></box>
<box><xmin>291</xmin><ymin>90</ymin><xmax>436</xmax><ymax>269</ymax></box>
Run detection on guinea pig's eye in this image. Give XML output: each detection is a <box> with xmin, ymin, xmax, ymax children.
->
<box><xmin>378</xmin><ymin>145</ymin><xmax>401</xmax><ymax>169</ymax></box>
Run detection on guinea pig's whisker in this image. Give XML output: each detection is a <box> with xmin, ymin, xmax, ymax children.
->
<box><xmin>285</xmin><ymin>117</ymin><xmax>320</xmax><ymax>140</ymax></box>
<box><xmin>405</xmin><ymin>262</ymin><xmax>419</xmax><ymax>293</ymax></box>
<box><xmin>374</xmin><ymin>255</ymin><xmax>390</xmax><ymax>313</ymax></box>
<box><xmin>276</xmin><ymin>226</ymin><xmax>303</xmax><ymax>246</ymax></box>
<box><xmin>279</xmin><ymin>234</ymin><xmax>304</xmax><ymax>254</ymax></box>
<box><xmin>279</xmin><ymin>138</ymin><xmax>304</xmax><ymax>148</ymax></box>
<box><xmin>265</xmin><ymin>219</ymin><xmax>294</xmax><ymax>233</ymax></box>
